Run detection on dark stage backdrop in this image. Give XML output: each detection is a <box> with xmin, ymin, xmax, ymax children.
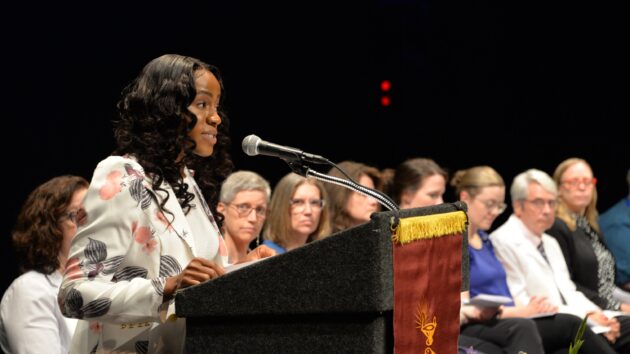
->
<box><xmin>2</xmin><ymin>2</ymin><xmax>627</xmax><ymax>295</ymax></box>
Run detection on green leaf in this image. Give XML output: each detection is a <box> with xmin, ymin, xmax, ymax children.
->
<box><xmin>569</xmin><ymin>315</ymin><xmax>588</xmax><ymax>354</ymax></box>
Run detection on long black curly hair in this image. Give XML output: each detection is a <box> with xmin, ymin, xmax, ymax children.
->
<box><xmin>113</xmin><ymin>54</ymin><xmax>233</xmax><ymax>225</ymax></box>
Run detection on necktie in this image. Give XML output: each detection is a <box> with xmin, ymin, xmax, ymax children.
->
<box><xmin>537</xmin><ymin>240</ymin><xmax>567</xmax><ymax>305</ymax></box>
<box><xmin>537</xmin><ymin>241</ymin><xmax>550</xmax><ymax>264</ymax></box>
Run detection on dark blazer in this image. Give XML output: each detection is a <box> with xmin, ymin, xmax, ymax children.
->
<box><xmin>547</xmin><ymin>217</ymin><xmax>614</xmax><ymax>309</ymax></box>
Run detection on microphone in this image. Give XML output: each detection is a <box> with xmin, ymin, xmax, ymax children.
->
<box><xmin>241</xmin><ymin>135</ymin><xmax>330</xmax><ymax>164</ymax></box>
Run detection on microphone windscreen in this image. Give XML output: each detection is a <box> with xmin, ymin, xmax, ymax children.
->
<box><xmin>242</xmin><ymin>135</ymin><xmax>261</xmax><ymax>156</ymax></box>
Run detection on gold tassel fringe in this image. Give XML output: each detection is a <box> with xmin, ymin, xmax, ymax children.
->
<box><xmin>392</xmin><ymin>211</ymin><xmax>467</xmax><ymax>245</ymax></box>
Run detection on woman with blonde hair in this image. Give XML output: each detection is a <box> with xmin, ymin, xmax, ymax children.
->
<box><xmin>263</xmin><ymin>173</ymin><xmax>331</xmax><ymax>254</ymax></box>
<box><xmin>548</xmin><ymin>157</ymin><xmax>630</xmax><ymax>353</ymax></box>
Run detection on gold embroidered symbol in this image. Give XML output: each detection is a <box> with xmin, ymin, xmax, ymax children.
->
<box><xmin>120</xmin><ymin>321</ymin><xmax>151</xmax><ymax>329</ymax></box>
<box><xmin>416</xmin><ymin>302</ymin><xmax>437</xmax><ymax>346</ymax></box>
<box><xmin>424</xmin><ymin>348</ymin><xmax>436</xmax><ymax>354</ymax></box>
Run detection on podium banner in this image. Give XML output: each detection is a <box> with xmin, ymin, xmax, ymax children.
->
<box><xmin>392</xmin><ymin>211</ymin><xmax>466</xmax><ymax>353</ymax></box>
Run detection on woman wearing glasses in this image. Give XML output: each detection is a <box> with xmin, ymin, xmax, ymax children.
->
<box><xmin>262</xmin><ymin>173</ymin><xmax>331</xmax><ymax>254</ymax></box>
<box><xmin>0</xmin><ymin>175</ymin><xmax>88</xmax><ymax>354</ymax></box>
<box><xmin>217</xmin><ymin>171</ymin><xmax>272</xmax><ymax>263</ymax></box>
<box><xmin>547</xmin><ymin>158</ymin><xmax>630</xmax><ymax>351</ymax></box>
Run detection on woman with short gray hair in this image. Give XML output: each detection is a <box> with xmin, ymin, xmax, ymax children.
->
<box><xmin>217</xmin><ymin>171</ymin><xmax>271</xmax><ymax>263</ymax></box>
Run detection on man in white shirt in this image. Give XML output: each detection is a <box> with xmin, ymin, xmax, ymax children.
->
<box><xmin>490</xmin><ymin>168</ymin><xmax>626</xmax><ymax>352</ymax></box>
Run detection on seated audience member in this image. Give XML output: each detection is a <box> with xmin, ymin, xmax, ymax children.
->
<box><xmin>382</xmin><ymin>157</ymin><xmax>447</xmax><ymax>208</ymax></box>
<box><xmin>453</xmin><ymin>166</ymin><xmax>614</xmax><ymax>354</ymax></box>
<box><xmin>1</xmin><ymin>175</ymin><xmax>88</xmax><ymax>354</ymax></box>
<box><xmin>217</xmin><ymin>171</ymin><xmax>271</xmax><ymax>263</ymax></box>
<box><xmin>262</xmin><ymin>173</ymin><xmax>331</xmax><ymax>254</ymax></box>
<box><xmin>600</xmin><ymin>168</ymin><xmax>630</xmax><ymax>291</ymax></box>
<box><xmin>325</xmin><ymin>161</ymin><xmax>382</xmax><ymax>233</ymax></box>
<box><xmin>491</xmin><ymin>168</ymin><xmax>627</xmax><ymax>353</ymax></box>
<box><xmin>548</xmin><ymin>158</ymin><xmax>630</xmax><ymax>314</ymax></box>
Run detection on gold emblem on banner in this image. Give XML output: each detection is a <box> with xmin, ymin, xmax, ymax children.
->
<box><xmin>416</xmin><ymin>301</ymin><xmax>437</xmax><ymax>348</ymax></box>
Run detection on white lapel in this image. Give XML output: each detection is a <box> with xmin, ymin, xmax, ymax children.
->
<box><xmin>155</xmin><ymin>182</ymin><xmax>196</xmax><ymax>256</ymax></box>
<box><xmin>509</xmin><ymin>216</ymin><xmax>552</xmax><ymax>271</ymax></box>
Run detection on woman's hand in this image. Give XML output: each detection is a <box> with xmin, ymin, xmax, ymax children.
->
<box><xmin>240</xmin><ymin>245</ymin><xmax>276</xmax><ymax>263</ymax></box>
<box><xmin>604</xmin><ymin>317</ymin><xmax>621</xmax><ymax>343</ymax></box>
<box><xmin>163</xmin><ymin>257</ymin><xmax>225</xmax><ymax>299</ymax></box>
<box><xmin>524</xmin><ymin>296</ymin><xmax>557</xmax><ymax>316</ymax></box>
<box><xmin>500</xmin><ymin>296</ymin><xmax>558</xmax><ymax>318</ymax></box>
<box><xmin>588</xmin><ymin>311</ymin><xmax>611</xmax><ymax>326</ymax></box>
<box><xmin>589</xmin><ymin>311</ymin><xmax>620</xmax><ymax>343</ymax></box>
<box><xmin>461</xmin><ymin>305</ymin><xmax>499</xmax><ymax>323</ymax></box>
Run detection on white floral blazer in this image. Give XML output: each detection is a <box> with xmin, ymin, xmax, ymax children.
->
<box><xmin>59</xmin><ymin>155</ymin><xmax>227</xmax><ymax>353</ymax></box>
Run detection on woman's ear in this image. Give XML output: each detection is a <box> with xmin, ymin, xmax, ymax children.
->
<box><xmin>400</xmin><ymin>191</ymin><xmax>412</xmax><ymax>207</ymax></box>
<box><xmin>460</xmin><ymin>190</ymin><xmax>472</xmax><ymax>204</ymax></box>
<box><xmin>217</xmin><ymin>202</ymin><xmax>226</xmax><ymax>214</ymax></box>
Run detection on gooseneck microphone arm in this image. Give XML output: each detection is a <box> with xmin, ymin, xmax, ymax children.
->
<box><xmin>284</xmin><ymin>160</ymin><xmax>399</xmax><ymax>213</ymax></box>
<box><xmin>306</xmin><ymin>168</ymin><xmax>400</xmax><ymax>212</ymax></box>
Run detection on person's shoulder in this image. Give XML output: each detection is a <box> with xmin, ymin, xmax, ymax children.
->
<box><xmin>91</xmin><ymin>155</ymin><xmax>148</xmax><ymax>184</ymax></box>
<box><xmin>15</xmin><ymin>270</ymin><xmax>51</xmax><ymax>288</ymax></box>
<box><xmin>95</xmin><ymin>155</ymin><xmax>142</xmax><ymax>172</ymax></box>
<box><xmin>261</xmin><ymin>240</ymin><xmax>285</xmax><ymax>254</ymax></box>
<box><xmin>600</xmin><ymin>199</ymin><xmax>628</xmax><ymax>223</ymax></box>
<box><xmin>548</xmin><ymin>217</ymin><xmax>570</xmax><ymax>234</ymax></box>
<box><xmin>489</xmin><ymin>218</ymin><xmax>511</xmax><ymax>240</ymax></box>
<box><xmin>1</xmin><ymin>271</ymin><xmax>51</xmax><ymax>305</ymax></box>
<box><xmin>542</xmin><ymin>233</ymin><xmax>562</xmax><ymax>249</ymax></box>
<box><xmin>489</xmin><ymin>217</ymin><xmax>523</xmax><ymax>248</ymax></box>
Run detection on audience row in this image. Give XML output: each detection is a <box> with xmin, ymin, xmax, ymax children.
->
<box><xmin>1</xmin><ymin>155</ymin><xmax>628</xmax><ymax>353</ymax></box>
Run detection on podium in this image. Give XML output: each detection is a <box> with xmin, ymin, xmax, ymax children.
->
<box><xmin>175</xmin><ymin>202</ymin><xmax>467</xmax><ymax>353</ymax></box>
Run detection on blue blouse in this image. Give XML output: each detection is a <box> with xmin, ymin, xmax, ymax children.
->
<box><xmin>469</xmin><ymin>231</ymin><xmax>515</xmax><ymax>306</ymax></box>
<box><xmin>262</xmin><ymin>240</ymin><xmax>286</xmax><ymax>254</ymax></box>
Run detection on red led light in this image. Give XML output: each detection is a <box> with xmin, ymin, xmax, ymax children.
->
<box><xmin>380</xmin><ymin>80</ymin><xmax>391</xmax><ymax>92</ymax></box>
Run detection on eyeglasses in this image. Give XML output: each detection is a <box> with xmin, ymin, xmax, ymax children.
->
<box><xmin>65</xmin><ymin>210</ymin><xmax>79</xmax><ymax>224</ymax></box>
<box><xmin>289</xmin><ymin>198</ymin><xmax>325</xmax><ymax>213</ymax></box>
<box><xmin>228</xmin><ymin>203</ymin><xmax>267</xmax><ymax>218</ymax></box>
<box><xmin>562</xmin><ymin>177</ymin><xmax>597</xmax><ymax>189</ymax></box>
<box><xmin>477</xmin><ymin>199</ymin><xmax>507</xmax><ymax>214</ymax></box>
<box><xmin>523</xmin><ymin>198</ymin><xmax>557</xmax><ymax>210</ymax></box>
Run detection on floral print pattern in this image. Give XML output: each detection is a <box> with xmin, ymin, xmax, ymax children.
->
<box><xmin>134</xmin><ymin>225</ymin><xmax>157</xmax><ymax>254</ymax></box>
<box><xmin>59</xmin><ymin>156</ymin><xmax>224</xmax><ymax>353</ymax></box>
<box><xmin>99</xmin><ymin>170</ymin><xmax>123</xmax><ymax>200</ymax></box>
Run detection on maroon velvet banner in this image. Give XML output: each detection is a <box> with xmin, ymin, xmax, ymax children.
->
<box><xmin>393</xmin><ymin>233</ymin><xmax>462</xmax><ymax>353</ymax></box>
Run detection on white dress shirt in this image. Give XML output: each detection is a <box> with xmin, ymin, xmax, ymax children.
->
<box><xmin>1</xmin><ymin>270</ymin><xmax>77</xmax><ymax>354</ymax></box>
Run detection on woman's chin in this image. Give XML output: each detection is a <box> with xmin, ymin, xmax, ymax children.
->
<box><xmin>193</xmin><ymin>148</ymin><xmax>214</xmax><ymax>158</ymax></box>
